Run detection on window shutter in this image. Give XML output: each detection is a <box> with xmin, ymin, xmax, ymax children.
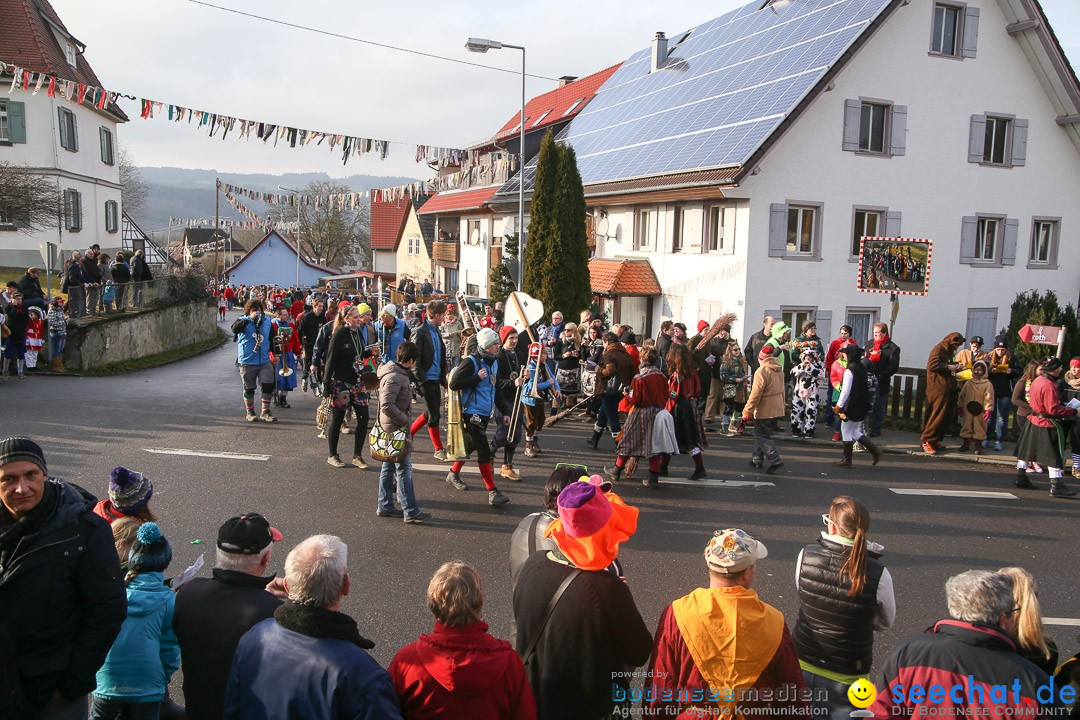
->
<box><xmin>75</xmin><ymin>191</ymin><xmax>82</xmax><ymax>230</ymax></box>
<box><xmin>968</xmin><ymin>115</ymin><xmax>986</xmax><ymax>163</ymax></box>
<box><xmin>884</xmin><ymin>210</ymin><xmax>902</xmax><ymax>237</ymax></box>
<box><xmin>8</xmin><ymin>101</ymin><xmax>26</xmax><ymax>143</ymax></box>
<box><xmin>1002</xmin><ymin>218</ymin><xmax>1018</xmax><ymax>265</ymax></box>
<box><xmin>768</xmin><ymin>203</ymin><xmax>788</xmax><ymax>257</ymax></box>
<box><xmin>959</xmin><ymin>216</ymin><xmax>977</xmax><ymax>264</ymax></box>
<box><xmin>842</xmin><ymin>99</ymin><xmax>861</xmax><ymax>152</ymax></box>
<box><xmin>815</xmin><ymin>310</ymin><xmax>833</xmax><ymax>346</ymax></box>
<box><xmin>1049</xmin><ymin>223</ymin><xmax>1060</xmax><ymax>267</ymax></box>
<box><xmin>71</xmin><ymin>112</ymin><xmax>78</xmax><ymax>151</ymax></box>
<box><xmin>1010</xmin><ymin>118</ymin><xmax>1028</xmax><ymax>167</ymax></box>
<box><xmin>58</xmin><ymin>108</ymin><xmax>69</xmax><ymax>149</ymax></box>
<box><xmin>889</xmin><ymin>105</ymin><xmax>907</xmax><ymax>156</ymax></box>
<box><xmin>961</xmin><ymin>6</ymin><xmax>980</xmax><ymax>58</ymax></box>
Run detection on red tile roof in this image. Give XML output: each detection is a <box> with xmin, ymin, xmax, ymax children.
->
<box><xmin>415</xmin><ymin>187</ymin><xmax>499</xmax><ymax>216</ymax></box>
<box><xmin>589</xmin><ymin>259</ymin><xmax>662</xmax><ymax>296</ymax></box>
<box><xmin>494</xmin><ymin>64</ymin><xmax>621</xmax><ymax>143</ymax></box>
<box><xmin>370</xmin><ymin>198</ymin><xmax>411</xmax><ymax>250</ymax></box>
<box><xmin>0</xmin><ymin>0</ymin><xmax>128</xmax><ymax>120</ymax></box>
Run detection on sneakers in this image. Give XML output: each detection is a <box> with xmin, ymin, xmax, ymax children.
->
<box><xmin>994</xmin><ymin>441</ymin><xmax>1003</xmax><ymax>451</ymax></box>
<box><xmin>433</xmin><ymin>449</ymin><xmax>447</xmax><ymax>461</ymax></box>
<box><xmin>376</xmin><ymin>508</ymin><xmax>404</xmax><ymax>518</ymax></box>
<box><xmin>981</xmin><ymin>439</ymin><xmax>991</xmax><ymax>449</ymax></box>
<box><xmin>317</xmin><ymin>430</ymin><xmax>327</xmax><ymax>439</ymax></box>
<box><xmin>831</xmin><ymin>432</ymin><xmax>842</xmax><ymax>442</ymax></box>
<box><xmin>351</xmin><ymin>456</ymin><xmax>368</xmax><ymax>469</ymax></box>
<box><xmin>524</xmin><ymin>440</ymin><xmax>538</xmax><ymax>458</ymax></box>
<box><xmin>791</xmin><ymin>431</ymin><xmax>803</xmax><ymax>439</ymax></box>
<box><xmin>488</xmin><ymin>489</ymin><xmax>510</xmax><ymax>506</ymax></box>
<box><xmin>501</xmin><ymin>464</ymin><xmax>522</xmax><ymax>481</ymax></box>
<box><xmin>327</xmin><ymin>455</ymin><xmax>346</xmax><ymax>468</ymax></box>
<box><xmin>341</xmin><ymin>426</ymin><xmax>352</xmax><ymax>435</ymax></box>
<box><xmin>922</xmin><ymin>442</ymin><xmax>937</xmax><ymax>455</ymax></box>
<box><xmin>445</xmin><ymin>472</ymin><xmax>468</xmax><ymax>491</ymax></box>
<box><xmin>259</xmin><ymin>411</ymin><xmax>277</xmax><ymax>423</ymax></box>
<box><xmin>749</xmin><ymin>459</ymin><xmax>763</xmax><ymax>469</ymax></box>
<box><xmin>765</xmin><ymin>461</ymin><xmax>784</xmax><ymax>474</ymax></box>
<box><xmin>245</xmin><ymin>411</ymin><xmax>258</xmax><ymax>422</ymax></box>
<box><xmin>405</xmin><ymin>512</ymin><xmax>432</xmax><ymax>524</ymax></box>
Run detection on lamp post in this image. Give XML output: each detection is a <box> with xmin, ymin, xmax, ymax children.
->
<box><xmin>466</xmin><ymin>37</ymin><xmax>526</xmax><ymax>290</ymax></box>
<box><xmin>278</xmin><ymin>185</ymin><xmax>303</xmax><ymax>289</ymax></box>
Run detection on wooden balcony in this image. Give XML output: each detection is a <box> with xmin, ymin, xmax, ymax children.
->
<box><xmin>433</xmin><ymin>240</ymin><xmax>459</xmax><ymax>267</ymax></box>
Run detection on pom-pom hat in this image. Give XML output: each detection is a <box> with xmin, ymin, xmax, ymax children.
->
<box><xmin>109</xmin><ymin>467</ymin><xmax>154</xmax><ymax>514</ymax></box>
<box><xmin>128</xmin><ymin>522</ymin><xmax>173</xmax><ymax>574</ymax></box>
<box><xmin>477</xmin><ymin>328</ymin><xmax>500</xmax><ymax>350</ymax></box>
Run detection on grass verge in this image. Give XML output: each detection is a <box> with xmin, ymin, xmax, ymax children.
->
<box><xmin>82</xmin><ymin>328</ymin><xmax>227</xmax><ymax>376</ymax></box>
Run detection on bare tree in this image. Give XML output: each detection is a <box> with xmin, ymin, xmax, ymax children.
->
<box><xmin>118</xmin><ymin>143</ymin><xmax>149</xmax><ymax>223</ymax></box>
<box><xmin>0</xmin><ymin>161</ymin><xmax>59</xmax><ymax>232</ymax></box>
<box><xmin>269</xmin><ymin>180</ymin><xmax>370</xmax><ymax>270</ymax></box>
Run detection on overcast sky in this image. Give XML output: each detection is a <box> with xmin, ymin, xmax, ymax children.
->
<box><xmin>50</xmin><ymin>0</ymin><xmax>1079</xmax><ymax>182</ymax></box>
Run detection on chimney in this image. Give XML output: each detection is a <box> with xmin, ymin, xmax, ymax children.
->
<box><xmin>650</xmin><ymin>31</ymin><xmax>668</xmax><ymax>73</ymax></box>
<box><xmin>558</xmin><ymin>75</ymin><xmax>578</xmax><ymax>87</ymax></box>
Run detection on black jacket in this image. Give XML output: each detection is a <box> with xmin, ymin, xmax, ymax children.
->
<box><xmin>15</xmin><ymin>274</ymin><xmax>43</xmax><ymax>302</ymax></box>
<box><xmin>864</xmin><ymin>338</ymin><xmax>901</xmax><ymax>391</ymax></box>
<box><xmin>130</xmin><ymin>255</ymin><xmax>152</xmax><ymax>282</ymax></box>
<box><xmin>62</xmin><ymin>262</ymin><xmax>84</xmax><ymax>292</ymax></box>
<box><xmin>413</xmin><ymin>320</ymin><xmax>447</xmax><ymax>385</ymax></box>
<box><xmin>322</xmin><ymin>324</ymin><xmax>375</xmax><ymax>391</ymax></box>
<box><xmin>496</xmin><ymin>347</ymin><xmax>524</xmax><ymax>406</ymax></box>
<box><xmin>0</xmin><ymin>480</ymin><xmax>126</xmax><ymax>710</ymax></box>
<box><xmin>298</xmin><ymin>311</ymin><xmax>326</xmax><ymax>350</ymax></box>
<box><xmin>744</xmin><ymin>330</ymin><xmax>771</xmax><ymax>375</ymax></box>
<box><xmin>82</xmin><ymin>255</ymin><xmax>102</xmax><ymax>283</ymax></box>
<box><xmin>110</xmin><ymin>262</ymin><xmax>131</xmax><ymax>284</ymax></box>
<box><xmin>173</xmin><ymin>568</ymin><xmax>282</xmax><ymax>720</ymax></box>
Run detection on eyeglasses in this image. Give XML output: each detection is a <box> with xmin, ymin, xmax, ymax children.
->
<box><xmin>556</xmin><ymin>463</ymin><xmax>588</xmax><ymax>473</ymax></box>
<box><xmin>821</xmin><ymin>513</ymin><xmax>833</xmax><ymax>527</ymax></box>
<box><xmin>1007</xmin><ymin>605</ymin><xmax>1022</xmax><ymax>616</ymax></box>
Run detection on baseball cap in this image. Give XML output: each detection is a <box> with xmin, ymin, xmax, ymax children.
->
<box><xmin>217</xmin><ymin>513</ymin><xmax>284</xmax><ymax>555</ymax></box>
<box><xmin>970</xmin><ymin>336</ymin><xmax>984</xmax><ymax>345</ymax></box>
<box><xmin>705</xmin><ymin>528</ymin><xmax>768</xmax><ymax>574</ymax></box>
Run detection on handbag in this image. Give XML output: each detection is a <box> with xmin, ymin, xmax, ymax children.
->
<box><xmin>368</xmin><ymin>420</ymin><xmax>411</xmax><ymax>463</ymax></box>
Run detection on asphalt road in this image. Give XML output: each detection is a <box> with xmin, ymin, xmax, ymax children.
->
<box><xmin>4</xmin><ymin>320</ymin><xmax>1078</xmax><ymax>686</ymax></box>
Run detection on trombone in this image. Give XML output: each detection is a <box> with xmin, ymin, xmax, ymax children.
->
<box><xmin>508</xmin><ymin>343</ymin><xmax>543</xmax><ymax>444</ymax></box>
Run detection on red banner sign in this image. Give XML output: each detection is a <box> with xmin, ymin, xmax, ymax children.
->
<box><xmin>1017</xmin><ymin>324</ymin><xmax>1064</xmax><ymax>346</ymax></box>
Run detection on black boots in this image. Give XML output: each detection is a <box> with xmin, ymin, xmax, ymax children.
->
<box><xmin>859</xmin><ymin>435</ymin><xmax>883</xmax><ymax>465</ymax></box>
<box><xmin>603</xmin><ymin>464</ymin><xmax>623</xmax><ymax>484</ymax></box>
<box><xmin>643</xmin><ymin>471</ymin><xmax>659</xmax><ymax>489</ymax></box>
<box><xmin>834</xmin><ymin>442</ymin><xmax>853</xmax><ymax>467</ymax></box>
<box><xmin>1014</xmin><ymin>470</ymin><xmax>1035</xmax><ymax>489</ymax></box>
<box><xmin>1050</xmin><ymin>479</ymin><xmax>1077</xmax><ymax>498</ymax></box>
<box><xmin>586</xmin><ymin>427</ymin><xmax>602</xmax><ymax>449</ymax></box>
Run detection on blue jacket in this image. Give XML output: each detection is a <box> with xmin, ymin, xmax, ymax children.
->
<box><xmin>233</xmin><ymin>313</ymin><xmax>273</xmax><ymax>366</ymax></box>
<box><xmin>225</xmin><ymin>609</ymin><xmax>402</xmax><ymax>720</ymax></box>
<box><xmin>377</xmin><ymin>318</ymin><xmax>409</xmax><ymax>364</ymax></box>
<box><xmin>451</xmin><ymin>355</ymin><xmax>501</xmax><ymax>417</ymax></box>
<box><xmin>93</xmin><ymin>572</ymin><xmax>180</xmax><ymax>702</ymax></box>
<box><xmin>522</xmin><ymin>359</ymin><xmax>560</xmax><ymax>407</ymax></box>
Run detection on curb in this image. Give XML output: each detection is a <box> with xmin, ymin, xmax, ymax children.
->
<box><xmin>765</xmin><ymin>433</ymin><xmax>1020</xmax><ymax>467</ymax></box>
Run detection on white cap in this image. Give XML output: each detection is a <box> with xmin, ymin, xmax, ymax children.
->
<box><xmin>477</xmin><ymin>328</ymin><xmax>500</xmax><ymax>350</ymax></box>
<box><xmin>382</xmin><ymin>303</ymin><xmax>397</xmax><ymax>317</ymax></box>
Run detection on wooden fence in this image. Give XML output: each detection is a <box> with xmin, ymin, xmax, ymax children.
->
<box><xmin>885</xmin><ymin>367</ymin><xmax>928</xmax><ymax>423</ymax></box>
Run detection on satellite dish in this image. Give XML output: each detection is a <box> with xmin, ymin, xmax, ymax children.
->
<box><xmin>503</xmin><ymin>216</ymin><xmax>517</xmax><ymax>235</ymax></box>
<box><xmin>596</xmin><ymin>216</ymin><xmax>609</xmax><ymax>237</ymax></box>
<box><xmin>470</xmin><ymin>228</ymin><xmax>480</xmax><ymax>245</ymax></box>
<box><xmin>614</xmin><ymin>223</ymin><xmax>624</xmax><ymax>243</ymax></box>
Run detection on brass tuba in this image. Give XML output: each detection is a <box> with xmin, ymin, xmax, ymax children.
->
<box><xmin>275</xmin><ymin>324</ymin><xmax>294</xmax><ymax>377</ymax></box>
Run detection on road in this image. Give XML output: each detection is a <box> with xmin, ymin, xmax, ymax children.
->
<box><xmin>4</xmin><ymin>321</ymin><xmax>1078</xmax><ymax>683</ymax></box>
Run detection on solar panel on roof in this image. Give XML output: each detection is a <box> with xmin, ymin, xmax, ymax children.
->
<box><xmin>497</xmin><ymin>0</ymin><xmax>891</xmax><ymax>195</ymax></box>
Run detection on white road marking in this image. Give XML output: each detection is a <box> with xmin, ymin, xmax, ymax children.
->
<box><xmin>413</xmin><ymin>463</ymin><xmax>481</xmax><ymax>474</ymax></box>
<box><xmin>143</xmin><ymin>448</ymin><xmax>271</xmax><ymax>461</ymax></box>
<box><xmin>657</xmin><ymin>479</ymin><xmax>775</xmax><ymax>488</ymax></box>
<box><xmin>1044</xmin><ymin>618</ymin><xmax>1080</xmax><ymax>627</ymax></box>
<box><xmin>889</xmin><ymin>488</ymin><xmax>1017</xmax><ymax>499</ymax></box>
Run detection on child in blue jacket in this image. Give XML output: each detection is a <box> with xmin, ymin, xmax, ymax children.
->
<box><xmin>90</xmin><ymin>522</ymin><xmax>180</xmax><ymax>720</ymax></box>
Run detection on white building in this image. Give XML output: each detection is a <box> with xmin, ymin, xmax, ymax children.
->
<box><xmin>523</xmin><ymin>0</ymin><xmax>1078</xmax><ymax>355</ymax></box>
<box><xmin>0</xmin><ymin>0</ymin><xmax>127</xmax><ymax>269</ymax></box>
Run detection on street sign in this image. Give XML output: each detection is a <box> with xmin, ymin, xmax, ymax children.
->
<box><xmin>1017</xmin><ymin>324</ymin><xmax>1065</xmax><ymax>346</ymax></box>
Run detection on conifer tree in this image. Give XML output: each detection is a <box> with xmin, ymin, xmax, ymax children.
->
<box><xmin>488</xmin><ymin>233</ymin><xmax>518</xmax><ymax>305</ymax></box>
<box><xmin>523</xmin><ymin>130</ymin><xmax>559</xmax><ymax>297</ymax></box>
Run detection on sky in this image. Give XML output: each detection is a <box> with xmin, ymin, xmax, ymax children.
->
<box><xmin>47</xmin><ymin>0</ymin><xmax>1080</xmax><ymax>183</ymax></box>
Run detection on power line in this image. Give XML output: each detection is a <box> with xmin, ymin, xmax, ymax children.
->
<box><xmin>187</xmin><ymin>0</ymin><xmax>559</xmax><ymax>82</ymax></box>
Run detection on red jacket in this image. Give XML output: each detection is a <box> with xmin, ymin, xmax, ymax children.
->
<box><xmin>1027</xmin><ymin>374</ymin><xmax>1077</xmax><ymax>428</ymax></box>
<box><xmin>628</xmin><ymin>369</ymin><xmax>670</xmax><ymax>409</ymax></box>
<box><xmin>389</xmin><ymin>620</ymin><xmax>536</xmax><ymax>720</ymax></box>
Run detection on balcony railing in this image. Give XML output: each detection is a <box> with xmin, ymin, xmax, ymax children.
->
<box><xmin>432</xmin><ymin>241</ymin><xmax>460</xmax><ymax>265</ymax></box>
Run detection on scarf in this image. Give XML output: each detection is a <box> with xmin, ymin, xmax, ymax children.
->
<box><xmin>274</xmin><ymin>600</ymin><xmax>375</xmax><ymax>650</ymax></box>
<box><xmin>868</xmin><ymin>335</ymin><xmax>888</xmax><ymax>363</ymax></box>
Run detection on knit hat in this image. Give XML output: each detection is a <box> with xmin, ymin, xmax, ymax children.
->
<box><xmin>621</xmin><ymin>331</ymin><xmax>637</xmax><ymax>345</ymax></box>
<box><xmin>217</xmin><ymin>513</ymin><xmax>284</xmax><ymax>555</ymax></box>
<box><xmin>758</xmin><ymin>344</ymin><xmax>776</xmax><ymax>361</ymax></box>
<box><xmin>994</xmin><ymin>335</ymin><xmax>1008</xmax><ymax>349</ymax></box>
<box><xmin>1070</xmin><ymin>357</ymin><xmax>1080</xmax><ymax>369</ymax></box>
<box><xmin>499</xmin><ymin>325</ymin><xmax>517</xmax><ymax>344</ymax></box>
<box><xmin>697</xmin><ymin>320</ymin><xmax>709</xmax><ymax>333</ymax></box>
<box><xmin>0</xmin><ymin>437</ymin><xmax>47</xmax><ymax>473</ymax></box>
<box><xmin>970</xmin><ymin>336</ymin><xmax>985</xmax><ymax>346</ymax></box>
<box><xmin>544</xmin><ymin>480</ymin><xmax>638</xmax><ymax>571</ymax></box>
<box><xmin>477</xmin><ymin>327</ymin><xmax>500</xmax><ymax>350</ymax></box>
<box><xmin>109</xmin><ymin>467</ymin><xmax>154</xmax><ymax>514</ymax></box>
<box><xmin>382</xmin><ymin>303</ymin><xmax>397</xmax><ymax>318</ymax></box>
<box><xmin>705</xmin><ymin>528</ymin><xmax>768</xmax><ymax>575</ymax></box>
<box><xmin>355</xmin><ymin>302</ymin><xmax>372</xmax><ymax>317</ymax></box>
<box><xmin>128</xmin><ymin>522</ymin><xmax>173</xmax><ymax>574</ymax></box>
<box><xmin>1041</xmin><ymin>357</ymin><xmax>1063</xmax><ymax>372</ymax></box>
<box><xmin>802</xmin><ymin>320</ymin><xmax>816</xmax><ymax>332</ymax></box>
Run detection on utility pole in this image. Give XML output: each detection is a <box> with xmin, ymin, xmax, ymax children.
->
<box><xmin>214</xmin><ymin>178</ymin><xmax>221</xmax><ymax>280</ymax></box>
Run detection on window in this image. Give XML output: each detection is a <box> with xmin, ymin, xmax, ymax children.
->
<box><xmin>562</xmin><ymin>98</ymin><xmax>584</xmax><ymax>117</ymax></box>
<box><xmin>0</xmin><ymin>210</ymin><xmax>12</xmax><ymax>227</ymax></box>
<box><xmin>407</xmin><ymin>236</ymin><xmax>420</xmax><ymax>255</ymax></box>
<box><xmin>1028</xmin><ymin>218</ymin><xmax>1060</xmax><ymax>268</ymax></box>
<box><xmin>769</xmin><ymin>202</ymin><xmax>822</xmax><ymax>259</ymax></box>
<box><xmin>100</xmin><ymin>127</ymin><xmax>114</xmax><ymax>165</ymax></box>
<box><xmin>852</xmin><ymin>209</ymin><xmax>881</xmax><ymax>257</ymax></box>
<box><xmin>846</xmin><ymin>309</ymin><xmax>879</xmax><ymax>347</ymax></box>
<box><xmin>0</xmin><ymin>100</ymin><xmax>8</xmax><ymax>141</ymax></box>
<box><xmin>467</xmin><ymin>219</ymin><xmax>482</xmax><ymax>245</ymax></box>
<box><xmin>105</xmin><ymin>200</ymin><xmax>118</xmax><ymax>233</ymax></box>
<box><xmin>781</xmin><ymin>308</ymin><xmax>815</xmax><ymax>338</ymax></box>
<box><xmin>65</xmin><ymin>42</ymin><xmax>77</xmax><ymax>67</ymax></box>
<box><xmin>63</xmin><ymin>189</ymin><xmax>82</xmax><ymax>232</ymax></box>
<box><xmin>58</xmin><ymin>107</ymin><xmax>78</xmax><ymax>152</ymax></box>
<box><xmin>531</xmin><ymin>110</ymin><xmax>551</xmax><ymax>128</ymax></box>
<box><xmin>704</xmin><ymin>204</ymin><xmax>734</xmax><ymax>254</ymax></box>
<box><xmin>672</xmin><ymin>207</ymin><xmax>684</xmax><ymax>252</ymax></box>
<box><xmin>842</xmin><ymin>99</ymin><xmax>906</xmax><ymax>156</ymax></box>
<box><xmin>787</xmin><ymin>206</ymin><xmax>815</xmax><ymax>255</ymax></box>
<box><xmin>466</xmin><ymin>282</ymin><xmax>480</xmax><ymax>296</ymax></box>
<box><xmin>634</xmin><ymin>209</ymin><xmax>654</xmax><ymax>251</ymax></box>
<box><xmin>960</xmin><ymin>215</ymin><xmax>1018</xmax><ymax>266</ymax></box>
<box><xmin>931</xmin><ymin>3</ymin><xmax>979</xmax><ymax>58</ymax></box>
<box><xmin>860</xmin><ymin>103</ymin><xmax>888</xmax><ymax>153</ymax></box>
<box><xmin>975</xmin><ymin>217</ymin><xmax>998</xmax><ymax>261</ymax></box>
<box><xmin>968</xmin><ymin>114</ymin><xmax>1027</xmax><ymax>167</ymax></box>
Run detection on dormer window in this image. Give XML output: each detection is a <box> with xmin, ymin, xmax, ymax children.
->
<box><xmin>65</xmin><ymin>42</ymin><xmax>77</xmax><ymax>67</ymax></box>
<box><xmin>562</xmin><ymin>98</ymin><xmax>584</xmax><ymax>117</ymax></box>
<box><xmin>531</xmin><ymin>110</ymin><xmax>552</xmax><ymax>128</ymax></box>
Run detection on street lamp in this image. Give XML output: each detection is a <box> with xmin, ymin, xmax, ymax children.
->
<box><xmin>466</xmin><ymin>37</ymin><xmax>526</xmax><ymax>290</ymax></box>
<box><xmin>278</xmin><ymin>185</ymin><xmax>303</xmax><ymax>289</ymax></box>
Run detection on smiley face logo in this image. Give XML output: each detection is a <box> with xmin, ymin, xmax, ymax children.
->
<box><xmin>848</xmin><ymin>678</ymin><xmax>877</xmax><ymax>709</ymax></box>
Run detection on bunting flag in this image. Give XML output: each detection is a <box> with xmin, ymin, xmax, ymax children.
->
<box><xmin>0</xmin><ymin>60</ymin><xmax>463</xmax><ymax>167</ymax></box>
<box><xmin>217</xmin><ymin>179</ymin><xmax>434</xmax><ymax>207</ymax></box>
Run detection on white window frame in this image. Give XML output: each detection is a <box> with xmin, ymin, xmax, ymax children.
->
<box><xmin>1028</xmin><ymin>217</ymin><xmax>1060</xmax><ymax>269</ymax></box>
<box><xmin>781</xmin><ymin>307</ymin><xmax>816</xmax><ymax>338</ymax></box>
<box><xmin>100</xmin><ymin>127</ymin><xmax>114</xmax><ymax>165</ymax></box>
<box><xmin>562</xmin><ymin>98</ymin><xmax>584</xmax><ymax>117</ymax></box>
<box><xmin>634</xmin><ymin>207</ymin><xmax>655</xmax><ymax>251</ymax></box>
<box><xmin>982</xmin><ymin>115</ymin><xmax>1011</xmax><ymax>166</ymax></box>
<box><xmin>105</xmin><ymin>200</ymin><xmax>118</xmax><ymax>233</ymax></box>
<box><xmin>65</xmin><ymin>42</ymin><xmax>77</xmax><ymax>67</ymax></box>
<box><xmin>407</xmin><ymin>236</ymin><xmax>421</xmax><ymax>256</ymax></box>
<box><xmin>930</xmin><ymin>2</ymin><xmax>962</xmax><ymax>57</ymax></box>
<box><xmin>851</xmin><ymin>207</ymin><xmax>884</xmax><ymax>258</ymax></box>
<box><xmin>845</xmin><ymin>308</ymin><xmax>880</xmax><ymax>347</ymax></box>
<box><xmin>975</xmin><ymin>216</ymin><xmax>1001</xmax><ymax>263</ymax></box>
<box><xmin>671</xmin><ymin>206</ymin><xmax>685</xmax><ymax>253</ymax></box>
<box><xmin>0</xmin><ymin>100</ymin><xmax>8</xmax><ymax>142</ymax></box>
<box><xmin>859</xmin><ymin>102</ymin><xmax>890</xmax><ymax>154</ymax></box>
<box><xmin>703</xmin><ymin>204</ymin><xmax>734</xmax><ymax>255</ymax></box>
<box><xmin>466</xmin><ymin>219</ymin><xmax>482</xmax><ymax>246</ymax></box>
<box><xmin>531</xmin><ymin>110</ymin><xmax>552</xmax><ymax>128</ymax></box>
<box><xmin>786</xmin><ymin>205</ymin><xmax>817</xmax><ymax>256</ymax></box>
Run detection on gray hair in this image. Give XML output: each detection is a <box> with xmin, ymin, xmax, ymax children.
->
<box><xmin>215</xmin><ymin>546</ymin><xmax>270</xmax><ymax>574</ymax></box>
<box><xmin>284</xmin><ymin>535</ymin><xmax>348</xmax><ymax>608</ymax></box>
<box><xmin>945</xmin><ymin>570</ymin><xmax>1015</xmax><ymax>625</ymax></box>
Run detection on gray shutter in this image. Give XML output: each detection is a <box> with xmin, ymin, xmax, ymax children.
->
<box><xmin>58</xmin><ymin>108</ymin><xmax>69</xmax><ymax>149</ymax></box>
<box><xmin>1010</xmin><ymin>118</ymin><xmax>1028</xmax><ymax>167</ymax></box>
<box><xmin>8</xmin><ymin>101</ymin><xmax>26</xmax><ymax>143</ymax></box>
<box><xmin>889</xmin><ymin>105</ymin><xmax>907</xmax><ymax>156</ymax></box>
<box><xmin>960</xmin><ymin>216</ymin><xmax>977</xmax><ymax>263</ymax></box>
<box><xmin>768</xmin><ymin>203</ymin><xmax>788</xmax><ymax>257</ymax></box>
<box><xmin>968</xmin><ymin>115</ymin><xmax>986</xmax><ymax>163</ymax></box>
<box><xmin>75</xmin><ymin>191</ymin><xmax>82</xmax><ymax>230</ymax></box>
<box><xmin>1049</xmin><ymin>223</ymin><xmax>1060</xmax><ymax>267</ymax></box>
<box><xmin>1002</xmin><ymin>218</ymin><xmax>1018</xmax><ymax>265</ymax></box>
<box><xmin>815</xmin><ymin>310</ymin><xmax>833</xmax><ymax>347</ymax></box>
<box><xmin>884</xmin><ymin>210</ymin><xmax>902</xmax><ymax>237</ymax></box>
<box><xmin>961</xmin><ymin>6</ymin><xmax>980</xmax><ymax>58</ymax></box>
<box><xmin>72</xmin><ymin>112</ymin><xmax>78</xmax><ymax>151</ymax></box>
<box><xmin>842</xmin><ymin>99</ymin><xmax>861</xmax><ymax>152</ymax></box>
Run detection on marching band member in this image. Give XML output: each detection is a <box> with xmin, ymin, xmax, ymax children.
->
<box><xmin>377</xmin><ymin>303</ymin><xmax>411</xmax><ymax>364</ymax></box>
<box><xmin>521</xmin><ymin>345</ymin><xmax>562</xmax><ymax>458</ymax></box>
<box><xmin>229</xmin><ymin>299</ymin><xmax>277</xmax><ymax>423</ymax></box>
<box><xmin>495</xmin><ymin>326</ymin><xmax>525</xmax><ymax>481</ymax></box>
<box><xmin>409</xmin><ymin>300</ymin><xmax>449</xmax><ymax>461</ymax></box>
<box><xmin>271</xmin><ymin>305</ymin><xmax>301</xmax><ymax>409</ymax></box>
<box><xmin>322</xmin><ymin>304</ymin><xmax>377</xmax><ymax>470</ymax></box>
<box><xmin>446</xmin><ymin>328</ymin><xmax>512</xmax><ymax>507</ymax></box>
